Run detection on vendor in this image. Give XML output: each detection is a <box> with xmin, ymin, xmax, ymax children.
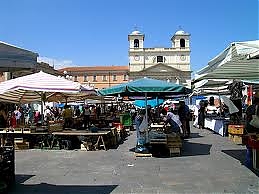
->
<box><xmin>244</xmin><ymin>91</ymin><xmax>259</xmax><ymax>168</ymax></box>
<box><xmin>206</xmin><ymin>96</ymin><xmax>219</xmax><ymax>115</ymax></box>
<box><xmin>62</xmin><ymin>105</ymin><xmax>73</xmax><ymax>129</ymax></box>
<box><xmin>163</xmin><ymin>108</ymin><xmax>181</xmax><ymax>134</ymax></box>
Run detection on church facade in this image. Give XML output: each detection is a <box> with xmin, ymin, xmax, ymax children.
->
<box><xmin>128</xmin><ymin>29</ymin><xmax>192</xmax><ymax>88</ymax></box>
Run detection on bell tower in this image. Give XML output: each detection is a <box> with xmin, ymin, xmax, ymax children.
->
<box><xmin>128</xmin><ymin>29</ymin><xmax>145</xmax><ymax>72</ymax></box>
<box><xmin>171</xmin><ymin>28</ymin><xmax>190</xmax><ymax>49</ymax></box>
<box><xmin>128</xmin><ymin>30</ymin><xmax>144</xmax><ymax>49</ymax></box>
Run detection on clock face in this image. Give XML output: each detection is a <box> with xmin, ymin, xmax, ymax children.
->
<box><xmin>180</xmin><ymin>55</ymin><xmax>186</xmax><ymax>61</ymax></box>
<box><xmin>134</xmin><ymin>55</ymin><xmax>140</xmax><ymax>61</ymax></box>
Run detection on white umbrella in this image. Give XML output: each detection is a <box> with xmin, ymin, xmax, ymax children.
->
<box><xmin>219</xmin><ymin>95</ymin><xmax>239</xmax><ymax>114</ymax></box>
<box><xmin>0</xmin><ymin>71</ymin><xmax>96</xmax><ymax>103</ymax></box>
<box><xmin>209</xmin><ymin>95</ymin><xmax>239</xmax><ymax>114</ymax></box>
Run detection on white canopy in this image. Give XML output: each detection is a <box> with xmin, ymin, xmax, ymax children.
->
<box><xmin>194</xmin><ymin>40</ymin><xmax>259</xmax><ymax>82</ymax></box>
<box><xmin>0</xmin><ymin>71</ymin><xmax>96</xmax><ymax>103</ymax></box>
<box><xmin>192</xmin><ymin>79</ymin><xmax>233</xmax><ymax>96</ymax></box>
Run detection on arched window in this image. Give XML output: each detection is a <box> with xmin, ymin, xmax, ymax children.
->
<box><xmin>134</xmin><ymin>39</ymin><xmax>139</xmax><ymax>48</ymax></box>
<box><xmin>157</xmin><ymin>56</ymin><xmax>163</xmax><ymax>63</ymax></box>
<box><xmin>180</xmin><ymin>39</ymin><xmax>185</xmax><ymax>48</ymax></box>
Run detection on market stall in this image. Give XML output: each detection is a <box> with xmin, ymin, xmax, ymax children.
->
<box><xmin>98</xmin><ymin>77</ymin><xmax>191</xmax><ymax>156</ymax></box>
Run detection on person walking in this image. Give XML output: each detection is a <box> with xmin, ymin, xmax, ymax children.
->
<box><xmin>198</xmin><ymin>100</ymin><xmax>206</xmax><ymax>129</ymax></box>
<box><xmin>178</xmin><ymin>100</ymin><xmax>191</xmax><ymax>138</ymax></box>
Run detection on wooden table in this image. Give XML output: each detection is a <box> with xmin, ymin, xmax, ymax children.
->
<box><xmin>52</xmin><ymin>130</ymin><xmax>111</xmax><ymax>150</ymax></box>
<box><xmin>0</xmin><ymin>129</ymin><xmax>49</xmax><ymax>148</ymax></box>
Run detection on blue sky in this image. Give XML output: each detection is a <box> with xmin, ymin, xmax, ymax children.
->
<box><xmin>0</xmin><ymin>0</ymin><xmax>258</xmax><ymax>75</ymax></box>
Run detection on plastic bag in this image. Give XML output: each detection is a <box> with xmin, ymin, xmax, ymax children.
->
<box><xmin>139</xmin><ymin>116</ymin><xmax>148</xmax><ymax>132</ymax></box>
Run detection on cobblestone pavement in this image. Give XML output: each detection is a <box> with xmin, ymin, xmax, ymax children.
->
<box><xmin>9</xmin><ymin>125</ymin><xmax>259</xmax><ymax>194</ymax></box>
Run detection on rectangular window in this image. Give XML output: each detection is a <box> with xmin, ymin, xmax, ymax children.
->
<box><xmin>157</xmin><ymin>56</ymin><xmax>163</xmax><ymax>63</ymax></box>
<box><xmin>93</xmin><ymin>75</ymin><xmax>97</xmax><ymax>81</ymax></box>
<box><xmin>103</xmin><ymin>75</ymin><xmax>107</xmax><ymax>81</ymax></box>
<box><xmin>123</xmin><ymin>74</ymin><xmax>127</xmax><ymax>81</ymax></box>
<box><xmin>113</xmin><ymin>75</ymin><xmax>117</xmax><ymax>81</ymax></box>
<box><xmin>84</xmin><ymin>75</ymin><xmax>88</xmax><ymax>81</ymax></box>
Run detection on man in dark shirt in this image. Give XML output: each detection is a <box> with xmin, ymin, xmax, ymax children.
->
<box><xmin>178</xmin><ymin>101</ymin><xmax>191</xmax><ymax>138</ymax></box>
<box><xmin>244</xmin><ymin>91</ymin><xmax>259</xmax><ymax>168</ymax></box>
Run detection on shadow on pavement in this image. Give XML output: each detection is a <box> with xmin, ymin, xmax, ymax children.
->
<box><xmin>9</xmin><ymin>174</ymin><xmax>117</xmax><ymax>194</ymax></box>
<box><xmin>182</xmin><ymin>141</ymin><xmax>212</xmax><ymax>156</ymax></box>
<box><xmin>222</xmin><ymin>149</ymin><xmax>259</xmax><ymax>177</ymax></box>
<box><xmin>190</xmin><ymin>133</ymin><xmax>204</xmax><ymax>139</ymax></box>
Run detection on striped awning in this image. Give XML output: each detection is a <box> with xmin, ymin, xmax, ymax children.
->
<box><xmin>0</xmin><ymin>71</ymin><xmax>96</xmax><ymax>103</ymax></box>
<box><xmin>195</xmin><ymin>58</ymin><xmax>259</xmax><ymax>82</ymax></box>
<box><xmin>194</xmin><ymin>40</ymin><xmax>259</xmax><ymax>82</ymax></box>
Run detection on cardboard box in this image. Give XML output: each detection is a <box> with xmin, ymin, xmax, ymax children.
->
<box><xmin>228</xmin><ymin>125</ymin><xmax>244</xmax><ymax>135</ymax></box>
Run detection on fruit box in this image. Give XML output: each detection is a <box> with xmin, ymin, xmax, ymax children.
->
<box><xmin>228</xmin><ymin>124</ymin><xmax>244</xmax><ymax>135</ymax></box>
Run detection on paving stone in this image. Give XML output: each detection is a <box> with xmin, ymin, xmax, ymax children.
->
<box><xmin>9</xmin><ymin>124</ymin><xmax>259</xmax><ymax>193</ymax></box>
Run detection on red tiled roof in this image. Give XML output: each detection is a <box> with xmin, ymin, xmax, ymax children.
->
<box><xmin>58</xmin><ymin>66</ymin><xmax>129</xmax><ymax>72</ymax></box>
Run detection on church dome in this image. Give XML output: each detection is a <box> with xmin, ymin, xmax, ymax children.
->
<box><xmin>131</xmin><ymin>30</ymin><xmax>142</xmax><ymax>35</ymax></box>
<box><xmin>175</xmin><ymin>30</ymin><xmax>186</xmax><ymax>35</ymax></box>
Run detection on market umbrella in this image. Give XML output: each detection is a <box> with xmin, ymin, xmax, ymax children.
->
<box><xmin>0</xmin><ymin>71</ymin><xmax>96</xmax><ymax>103</ymax></box>
<box><xmin>98</xmin><ymin>77</ymin><xmax>192</xmax><ymax>141</ymax></box>
<box><xmin>98</xmin><ymin>77</ymin><xmax>191</xmax><ymax>97</ymax></box>
<box><xmin>220</xmin><ymin>95</ymin><xmax>239</xmax><ymax>114</ymax></box>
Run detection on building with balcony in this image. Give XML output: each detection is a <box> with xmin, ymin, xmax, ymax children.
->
<box><xmin>58</xmin><ymin>66</ymin><xmax>129</xmax><ymax>90</ymax></box>
<box><xmin>128</xmin><ymin>29</ymin><xmax>192</xmax><ymax>88</ymax></box>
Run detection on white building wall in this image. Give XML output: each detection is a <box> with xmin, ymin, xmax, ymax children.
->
<box><xmin>128</xmin><ymin>30</ymin><xmax>191</xmax><ymax>86</ymax></box>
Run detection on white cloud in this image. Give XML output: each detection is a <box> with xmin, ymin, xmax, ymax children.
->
<box><xmin>37</xmin><ymin>56</ymin><xmax>77</xmax><ymax>69</ymax></box>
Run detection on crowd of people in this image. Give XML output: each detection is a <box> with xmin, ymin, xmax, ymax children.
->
<box><xmin>134</xmin><ymin>100</ymin><xmax>191</xmax><ymax>143</ymax></box>
<box><xmin>192</xmin><ymin>96</ymin><xmax>230</xmax><ymax>129</ymax></box>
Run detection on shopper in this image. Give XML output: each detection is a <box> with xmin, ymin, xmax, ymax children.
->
<box><xmin>14</xmin><ymin>106</ymin><xmax>22</xmax><ymax>126</ymax></box>
<box><xmin>62</xmin><ymin>105</ymin><xmax>73</xmax><ymax>129</ymax></box>
<box><xmin>178</xmin><ymin>100</ymin><xmax>191</xmax><ymax>137</ymax></box>
<box><xmin>82</xmin><ymin>105</ymin><xmax>91</xmax><ymax>129</ymax></box>
<box><xmin>198</xmin><ymin>100</ymin><xmax>206</xmax><ymax>129</ymax></box>
<box><xmin>245</xmin><ymin>91</ymin><xmax>259</xmax><ymax>168</ymax></box>
<box><xmin>0</xmin><ymin>104</ymin><xmax>7</xmax><ymax>128</ymax></box>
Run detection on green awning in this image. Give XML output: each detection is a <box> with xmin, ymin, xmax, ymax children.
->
<box><xmin>98</xmin><ymin>77</ymin><xmax>191</xmax><ymax>97</ymax></box>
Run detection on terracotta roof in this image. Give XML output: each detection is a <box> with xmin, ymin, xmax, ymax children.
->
<box><xmin>58</xmin><ymin>66</ymin><xmax>129</xmax><ymax>72</ymax></box>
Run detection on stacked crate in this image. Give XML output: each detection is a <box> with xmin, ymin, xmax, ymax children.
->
<box><xmin>14</xmin><ymin>138</ymin><xmax>30</xmax><ymax>150</ymax></box>
<box><xmin>166</xmin><ymin>133</ymin><xmax>182</xmax><ymax>156</ymax></box>
<box><xmin>228</xmin><ymin>124</ymin><xmax>244</xmax><ymax>144</ymax></box>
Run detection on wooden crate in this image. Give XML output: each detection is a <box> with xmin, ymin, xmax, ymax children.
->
<box><xmin>23</xmin><ymin>128</ymin><xmax>31</xmax><ymax>133</ymax></box>
<box><xmin>14</xmin><ymin>138</ymin><xmax>23</xmax><ymax>143</ymax></box>
<box><xmin>134</xmin><ymin>153</ymin><xmax>152</xmax><ymax>157</ymax></box>
<box><xmin>228</xmin><ymin>134</ymin><xmax>243</xmax><ymax>144</ymax></box>
<box><xmin>15</xmin><ymin>142</ymin><xmax>29</xmax><ymax>150</ymax></box>
<box><xmin>166</xmin><ymin>134</ymin><xmax>182</xmax><ymax>147</ymax></box>
<box><xmin>49</xmin><ymin>123</ymin><xmax>63</xmax><ymax>132</ymax></box>
<box><xmin>228</xmin><ymin>124</ymin><xmax>244</xmax><ymax>135</ymax></box>
<box><xmin>169</xmin><ymin>147</ymin><xmax>181</xmax><ymax>156</ymax></box>
<box><xmin>14</xmin><ymin>128</ymin><xmax>23</xmax><ymax>133</ymax></box>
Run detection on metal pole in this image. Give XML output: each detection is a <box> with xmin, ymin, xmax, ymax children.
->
<box><xmin>145</xmin><ymin>92</ymin><xmax>149</xmax><ymax>143</ymax></box>
<box><xmin>143</xmin><ymin>48</ymin><xmax>145</xmax><ymax>69</ymax></box>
